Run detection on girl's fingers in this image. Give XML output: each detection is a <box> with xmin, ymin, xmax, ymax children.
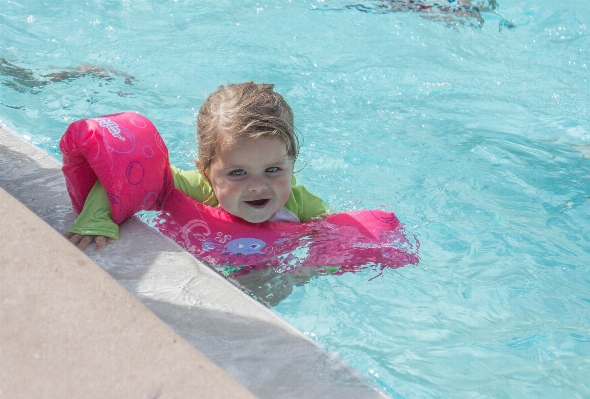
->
<box><xmin>76</xmin><ymin>235</ymin><xmax>94</xmax><ymax>251</ymax></box>
<box><xmin>63</xmin><ymin>232</ymin><xmax>111</xmax><ymax>251</ymax></box>
<box><xmin>94</xmin><ymin>236</ymin><xmax>107</xmax><ymax>251</ymax></box>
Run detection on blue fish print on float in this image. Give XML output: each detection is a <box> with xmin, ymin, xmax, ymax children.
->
<box><xmin>224</xmin><ymin>238</ymin><xmax>267</xmax><ymax>255</ymax></box>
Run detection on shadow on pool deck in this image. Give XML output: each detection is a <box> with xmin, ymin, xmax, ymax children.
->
<box><xmin>0</xmin><ymin>124</ymin><xmax>388</xmax><ymax>399</ymax></box>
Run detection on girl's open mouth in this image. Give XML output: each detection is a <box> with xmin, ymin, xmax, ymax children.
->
<box><xmin>245</xmin><ymin>199</ymin><xmax>270</xmax><ymax>207</ymax></box>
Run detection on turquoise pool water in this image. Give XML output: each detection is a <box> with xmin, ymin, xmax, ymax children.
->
<box><xmin>1</xmin><ymin>0</ymin><xmax>589</xmax><ymax>397</ymax></box>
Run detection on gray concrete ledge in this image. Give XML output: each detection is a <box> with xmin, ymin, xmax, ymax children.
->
<box><xmin>0</xmin><ymin>123</ymin><xmax>387</xmax><ymax>399</ymax></box>
<box><xmin>0</xmin><ymin>186</ymin><xmax>256</xmax><ymax>399</ymax></box>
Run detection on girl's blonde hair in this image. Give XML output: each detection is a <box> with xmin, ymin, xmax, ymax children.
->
<box><xmin>196</xmin><ymin>82</ymin><xmax>299</xmax><ymax>174</ymax></box>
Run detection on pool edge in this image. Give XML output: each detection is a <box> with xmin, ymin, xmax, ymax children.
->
<box><xmin>0</xmin><ymin>123</ymin><xmax>389</xmax><ymax>399</ymax></box>
<box><xmin>0</xmin><ymin>184</ymin><xmax>258</xmax><ymax>399</ymax></box>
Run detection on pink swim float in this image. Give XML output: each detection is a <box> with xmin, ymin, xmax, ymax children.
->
<box><xmin>60</xmin><ymin>112</ymin><xmax>419</xmax><ymax>276</ymax></box>
<box><xmin>157</xmin><ymin>189</ymin><xmax>420</xmax><ymax>276</ymax></box>
<box><xmin>60</xmin><ymin>111</ymin><xmax>173</xmax><ymax>223</ymax></box>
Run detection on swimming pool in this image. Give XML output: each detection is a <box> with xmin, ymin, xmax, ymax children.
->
<box><xmin>1</xmin><ymin>0</ymin><xmax>589</xmax><ymax>397</ymax></box>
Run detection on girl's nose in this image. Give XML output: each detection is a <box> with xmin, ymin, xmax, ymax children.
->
<box><xmin>247</xmin><ymin>177</ymin><xmax>267</xmax><ymax>192</ymax></box>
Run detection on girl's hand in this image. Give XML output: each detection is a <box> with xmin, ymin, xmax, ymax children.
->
<box><xmin>63</xmin><ymin>232</ymin><xmax>115</xmax><ymax>251</ymax></box>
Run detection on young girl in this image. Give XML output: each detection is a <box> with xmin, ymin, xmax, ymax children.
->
<box><xmin>64</xmin><ymin>82</ymin><xmax>328</xmax><ymax>250</ymax></box>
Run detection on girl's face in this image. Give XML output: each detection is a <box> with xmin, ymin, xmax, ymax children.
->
<box><xmin>206</xmin><ymin>135</ymin><xmax>294</xmax><ymax>223</ymax></box>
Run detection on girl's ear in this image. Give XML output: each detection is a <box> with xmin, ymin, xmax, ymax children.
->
<box><xmin>196</xmin><ymin>159</ymin><xmax>210</xmax><ymax>179</ymax></box>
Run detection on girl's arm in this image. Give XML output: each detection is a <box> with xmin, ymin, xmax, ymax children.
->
<box><xmin>170</xmin><ymin>166</ymin><xmax>218</xmax><ymax>206</ymax></box>
<box><xmin>64</xmin><ymin>180</ymin><xmax>118</xmax><ymax>250</ymax></box>
<box><xmin>286</xmin><ymin>178</ymin><xmax>329</xmax><ymax>222</ymax></box>
<box><xmin>65</xmin><ymin>166</ymin><xmax>217</xmax><ymax>250</ymax></box>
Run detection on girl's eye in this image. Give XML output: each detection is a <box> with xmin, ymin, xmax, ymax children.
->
<box><xmin>265</xmin><ymin>167</ymin><xmax>280</xmax><ymax>173</ymax></box>
<box><xmin>229</xmin><ymin>169</ymin><xmax>246</xmax><ymax>176</ymax></box>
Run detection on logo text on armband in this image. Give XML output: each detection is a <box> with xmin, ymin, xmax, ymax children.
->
<box><xmin>95</xmin><ymin>117</ymin><xmax>125</xmax><ymax>141</ymax></box>
<box><xmin>353</xmin><ymin>242</ymin><xmax>396</xmax><ymax>249</ymax></box>
<box><xmin>353</xmin><ymin>242</ymin><xmax>380</xmax><ymax>248</ymax></box>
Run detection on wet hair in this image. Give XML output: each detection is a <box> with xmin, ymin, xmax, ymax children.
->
<box><xmin>196</xmin><ymin>81</ymin><xmax>299</xmax><ymax>175</ymax></box>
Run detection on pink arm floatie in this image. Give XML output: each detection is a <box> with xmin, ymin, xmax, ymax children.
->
<box><xmin>60</xmin><ymin>112</ymin><xmax>173</xmax><ymax>224</ymax></box>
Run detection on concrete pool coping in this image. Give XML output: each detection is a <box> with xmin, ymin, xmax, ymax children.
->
<box><xmin>0</xmin><ymin>123</ymin><xmax>388</xmax><ymax>399</ymax></box>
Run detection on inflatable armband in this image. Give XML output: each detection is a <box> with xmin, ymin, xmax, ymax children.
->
<box><xmin>60</xmin><ymin>112</ymin><xmax>172</xmax><ymax>223</ymax></box>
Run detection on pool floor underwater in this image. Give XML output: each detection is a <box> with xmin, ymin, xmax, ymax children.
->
<box><xmin>0</xmin><ymin>123</ymin><xmax>388</xmax><ymax>399</ymax></box>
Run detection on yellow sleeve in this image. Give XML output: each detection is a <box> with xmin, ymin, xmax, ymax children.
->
<box><xmin>68</xmin><ymin>181</ymin><xmax>119</xmax><ymax>239</ymax></box>
<box><xmin>170</xmin><ymin>166</ymin><xmax>218</xmax><ymax>207</ymax></box>
<box><xmin>284</xmin><ymin>177</ymin><xmax>328</xmax><ymax>222</ymax></box>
